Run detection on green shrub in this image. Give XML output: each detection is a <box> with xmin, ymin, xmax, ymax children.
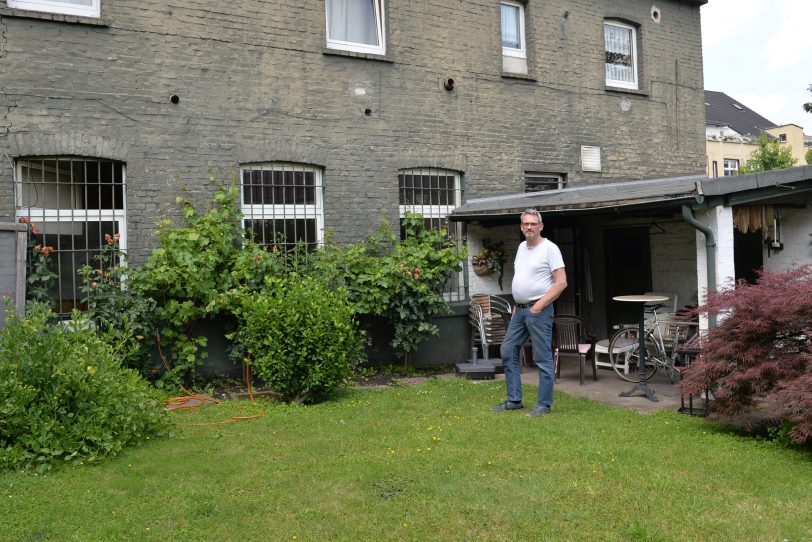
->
<box><xmin>0</xmin><ymin>304</ymin><xmax>170</xmax><ymax>472</ymax></box>
<box><xmin>230</xmin><ymin>276</ymin><xmax>364</xmax><ymax>404</ymax></box>
<box><xmin>137</xmin><ymin>182</ymin><xmax>247</xmax><ymax>387</ymax></box>
<box><xmin>324</xmin><ymin>213</ymin><xmax>466</xmax><ymax>364</ymax></box>
<box><xmin>78</xmin><ymin>233</ymin><xmax>159</xmax><ymax>375</ymax></box>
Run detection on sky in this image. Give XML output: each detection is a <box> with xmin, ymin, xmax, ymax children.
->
<box><xmin>700</xmin><ymin>0</ymin><xmax>811</xmax><ymax>132</ymax></box>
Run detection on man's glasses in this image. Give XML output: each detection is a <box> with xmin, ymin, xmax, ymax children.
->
<box><xmin>521</xmin><ymin>222</ymin><xmax>540</xmax><ymax>227</ymax></box>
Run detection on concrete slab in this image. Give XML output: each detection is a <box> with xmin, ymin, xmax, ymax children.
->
<box><xmin>495</xmin><ymin>362</ymin><xmax>686</xmax><ymax>414</ymax></box>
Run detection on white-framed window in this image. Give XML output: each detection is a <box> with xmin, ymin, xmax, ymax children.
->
<box><xmin>6</xmin><ymin>0</ymin><xmax>100</xmax><ymax>18</ymax></box>
<box><xmin>604</xmin><ymin>20</ymin><xmax>638</xmax><ymax>89</ymax></box>
<box><xmin>398</xmin><ymin>168</ymin><xmax>464</xmax><ymax>301</ymax></box>
<box><xmin>723</xmin><ymin>158</ymin><xmax>739</xmax><ymax>176</ymax></box>
<box><xmin>525</xmin><ymin>173</ymin><xmax>566</xmax><ymax>192</ymax></box>
<box><xmin>240</xmin><ymin>163</ymin><xmax>324</xmax><ymax>251</ymax></box>
<box><xmin>325</xmin><ymin>0</ymin><xmax>386</xmax><ymax>55</ymax></box>
<box><xmin>14</xmin><ymin>157</ymin><xmax>126</xmax><ymax>313</ymax></box>
<box><xmin>501</xmin><ymin>1</ymin><xmax>526</xmax><ymax>59</ymax></box>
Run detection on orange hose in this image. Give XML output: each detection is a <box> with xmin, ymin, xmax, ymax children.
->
<box><xmin>155</xmin><ymin>334</ymin><xmax>264</xmax><ymax>424</ymax></box>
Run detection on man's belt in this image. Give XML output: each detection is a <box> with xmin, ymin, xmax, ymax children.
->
<box><xmin>515</xmin><ymin>300</ymin><xmax>539</xmax><ymax>309</ymax></box>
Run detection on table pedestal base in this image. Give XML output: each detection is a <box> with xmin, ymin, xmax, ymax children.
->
<box><xmin>619</xmin><ymin>382</ymin><xmax>659</xmax><ymax>402</ymax></box>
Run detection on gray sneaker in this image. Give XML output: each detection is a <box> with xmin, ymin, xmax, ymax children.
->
<box><xmin>491</xmin><ymin>401</ymin><xmax>524</xmax><ymax>412</ymax></box>
<box><xmin>527</xmin><ymin>405</ymin><xmax>552</xmax><ymax>417</ymax></box>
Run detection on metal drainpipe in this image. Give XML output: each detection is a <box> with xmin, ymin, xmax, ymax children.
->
<box><xmin>681</xmin><ymin>204</ymin><xmax>716</xmax><ymax>329</ymax></box>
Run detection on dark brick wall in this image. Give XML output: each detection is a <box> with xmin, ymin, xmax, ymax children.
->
<box><xmin>0</xmin><ymin>0</ymin><xmax>706</xmax><ymax>263</ymax></box>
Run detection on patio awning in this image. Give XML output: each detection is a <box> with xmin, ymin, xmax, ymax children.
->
<box><xmin>450</xmin><ymin>165</ymin><xmax>812</xmax><ymax>223</ymax></box>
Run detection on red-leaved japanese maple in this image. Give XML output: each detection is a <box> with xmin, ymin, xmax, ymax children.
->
<box><xmin>681</xmin><ymin>265</ymin><xmax>812</xmax><ymax>443</ymax></box>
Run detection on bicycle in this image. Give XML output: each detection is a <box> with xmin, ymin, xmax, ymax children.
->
<box><xmin>608</xmin><ymin>304</ymin><xmax>696</xmax><ymax>383</ymax></box>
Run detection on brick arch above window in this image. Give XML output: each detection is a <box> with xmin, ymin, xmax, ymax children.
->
<box><xmin>8</xmin><ymin>133</ymin><xmax>131</xmax><ymax>163</ymax></box>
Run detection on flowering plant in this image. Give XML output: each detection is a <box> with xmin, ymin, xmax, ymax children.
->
<box><xmin>19</xmin><ymin>217</ymin><xmax>57</xmax><ymax>306</ymax></box>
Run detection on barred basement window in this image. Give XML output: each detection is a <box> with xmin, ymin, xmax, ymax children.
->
<box><xmin>240</xmin><ymin>163</ymin><xmax>324</xmax><ymax>251</ymax></box>
<box><xmin>14</xmin><ymin>157</ymin><xmax>126</xmax><ymax>314</ymax></box>
<box><xmin>398</xmin><ymin>168</ymin><xmax>464</xmax><ymax>301</ymax></box>
<box><xmin>525</xmin><ymin>173</ymin><xmax>566</xmax><ymax>192</ymax></box>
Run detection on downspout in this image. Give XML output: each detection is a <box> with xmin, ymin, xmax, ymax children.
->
<box><xmin>681</xmin><ymin>201</ymin><xmax>716</xmax><ymax>329</ymax></box>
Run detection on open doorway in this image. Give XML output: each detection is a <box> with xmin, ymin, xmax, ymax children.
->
<box><xmin>734</xmin><ymin>229</ymin><xmax>763</xmax><ymax>284</ymax></box>
<box><xmin>604</xmin><ymin>227</ymin><xmax>652</xmax><ymax>334</ymax></box>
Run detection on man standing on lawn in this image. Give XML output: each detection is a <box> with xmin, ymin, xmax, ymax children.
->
<box><xmin>493</xmin><ymin>209</ymin><xmax>567</xmax><ymax>417</ymax></box>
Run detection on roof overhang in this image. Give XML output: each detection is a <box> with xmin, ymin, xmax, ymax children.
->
<box><xmin>450</xmin><ymin>165</ymin><xmax>812</xmax><ymax>223</ymax></box>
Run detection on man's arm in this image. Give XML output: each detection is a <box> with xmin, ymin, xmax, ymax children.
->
<box><xmin>531</xmin><ymin>267</ymin><xmax>567</xmax><ymax>313</ymax></box>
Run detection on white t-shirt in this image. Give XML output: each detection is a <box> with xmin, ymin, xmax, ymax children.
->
<box><xmin>511</xmin><ymin>238</ymin><xmax>565</xmax><ymax>304</ymax></box>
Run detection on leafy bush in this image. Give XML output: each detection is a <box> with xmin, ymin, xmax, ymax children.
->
<box><xmin>78</xmin><ymin>233</ymin><xmax>158</xmax><ymax>375</ymax></box>
<box><xmin>682</xmin><ymin>265</ymin><xmax>812</xmax><ymax>444</ymax></box>
<box><xmin>230</xmin><ymin>276</ymin><xmax>364</xmax><ymax>404</ymax></box>
<box><xmin>0</xmin><ymin>304</ymin><xmax>170</xmax><ymax>472</ymax></box>
<box><xmin>324</xmin><ymin>213</ymin><xmax>466</xmax><ymax>363</ymax></box>
<box><xmin>137</xmin><ymin>182</ymin><xmax>247</xmax><ymax>387</ymax></box>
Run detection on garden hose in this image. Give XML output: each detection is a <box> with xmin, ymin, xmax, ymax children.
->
<box><xmin>157</xmin><ymin>335</ymin><xmax>264</xmax><ymax>424</ymax></box>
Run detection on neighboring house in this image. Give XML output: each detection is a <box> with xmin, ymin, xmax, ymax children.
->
<box><xmin>705</xmin><ymin>90</ymin><xmax>808</xmax><ymax>178</ymax></box>
<box><xmin>0</xmin><ymin>0</ymin><xmax>710</xmax><ymax>361</ymax></box>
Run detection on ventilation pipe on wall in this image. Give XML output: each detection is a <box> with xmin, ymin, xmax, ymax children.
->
<box><xmin>681</xmin><ymin>204</ymin><xmax>717</xmax><ymax>329</ymax></box>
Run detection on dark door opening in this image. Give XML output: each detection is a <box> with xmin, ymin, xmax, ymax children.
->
<box><xmin>604</xmin><ymin>227</ymin><xmax>652</xmax><ymax>335</ymax></box>
<box><xmin>734</xmin><ymin>229</ymin><xmax>763</xmax><ymax>284</ymax></box>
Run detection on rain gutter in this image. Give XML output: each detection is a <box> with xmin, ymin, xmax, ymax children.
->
<box><xmin>681</xmin><ymin>181</ymin><xmax>716</xmax><ymax>328</ymax></box>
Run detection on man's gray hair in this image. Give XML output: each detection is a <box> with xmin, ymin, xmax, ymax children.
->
<box><xmin>521</xmin><ymin>209</ymin><xmax>542</xmax><ymax>223</ymax></box>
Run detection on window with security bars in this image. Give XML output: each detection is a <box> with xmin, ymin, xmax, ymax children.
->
<box><xmin>398</xmin><ymin>168</ymin><xmax>464</xmax><ymax>301</ymax></box>
<box><xmin>240</xmin><ymin>163</ymin><xmax>324</xmax><ymax>251</ymax></box>
<box><xmin>14</xmin><ymin>157</ymin><xmax>126</xmax><ymax>314</ymax></box>
<box><xmin>525</xmin><ymin>174</ymin><xmax>566</xmax><ymax>192</ymax></box>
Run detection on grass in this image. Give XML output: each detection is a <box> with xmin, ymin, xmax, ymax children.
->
<box><xmin>2</xmin><ymin>378</ymin><xmax>810</xmax><ymax>541</ymax></box>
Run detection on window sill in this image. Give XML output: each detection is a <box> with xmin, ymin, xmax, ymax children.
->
<box><xmin>322</xmin><ymin>48</ymin><xmax>394</xmax><ymax>64</ymax></box>
<box><xmin>501</xmin><ymin>72</ymin><xmax>536</xmax><ymax>82</ymax></box>
<box><xmin>0</xmin><ymin>7</ymin><xmax>108</xmax><ymax>26</ymax></box>
<box><xmin>604</xmin><ymin>85</ymin><xmax>649</xmax><ymax>97</ymax></box>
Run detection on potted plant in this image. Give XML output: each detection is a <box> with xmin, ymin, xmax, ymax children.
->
<box><xmin>471</xmin><ymin>239</ymin><xmax>506</xmax><ymax>289</ymax></box>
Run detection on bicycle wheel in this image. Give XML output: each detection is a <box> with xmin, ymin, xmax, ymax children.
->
<box><xmin>609</xmin><ymin>327</ymin><xmax>658</xmax><ymax>382</ymax></box>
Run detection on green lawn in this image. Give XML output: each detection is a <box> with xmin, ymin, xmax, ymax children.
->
<box><xmin>2</xmin><ymin>379</ymin><xmax>810</xmax><ymax>541</ymax></box>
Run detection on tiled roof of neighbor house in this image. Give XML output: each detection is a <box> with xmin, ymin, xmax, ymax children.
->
<box><xmin>705</xmin><ymin>90</ymin><xmax>777</xmax><ymax>136</ymax></box>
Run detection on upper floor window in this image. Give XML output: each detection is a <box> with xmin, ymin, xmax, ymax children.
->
<box><xmin>6</xmin><ymin>0</ymin><xmax>100</xmax><ymax>18</ymax></box>
<box><xmin>779</xmin><ymin>133</ymin><xmax>787</xmax><ymax>143</ymax></box>
<box><xmin>240</xmin><ymin>163</ymin><xmax>324</xmax><ymax>251</ymax></box>
<box><xmin>501</xmin><ymin>2</ymin><xmax>526</xmax><ymax>58</ymax></box>
<box><xmin>604</xmin><ymin>20</ymin><xmax>638</xmax><ymax>89</ymax></box>
<box><xmin>501</xmin><ymin>1</ymin><xmax>528</xmax><ymax>74</ymax></box>
<box><xmin>723</xmin><ymin>158</ymin><xmax>739</xmax><ymax>176</ymax></box>
<box><xmin>15</xmin><ymin>157</ymin><xmax>126</xmax><ymax>313</ymax></box>
<box><xmin>326</xmin><ymin>0</ymin><xmax>385</xmax><ymax>55</ymax></box>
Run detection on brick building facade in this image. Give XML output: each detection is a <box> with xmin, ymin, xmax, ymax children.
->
<box><xmin>1</xmin><ymin>0</ymin><xmax>707</xmax><ymax>343</ymax></box>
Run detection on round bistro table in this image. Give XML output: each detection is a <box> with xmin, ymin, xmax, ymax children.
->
<box><xmin>612</xmin><ymin>294</ymin><xmax>670</xmax><ymax>402</ymax></box>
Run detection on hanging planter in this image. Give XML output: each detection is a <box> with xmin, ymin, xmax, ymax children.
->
<box><xmin>472</xmin><ymin>261</ymin><xmax>493</xmax><ymax>276</ymax></box>
<box><xmin>471</xmin><ymin>239</ymin><xmax>506</xmax><ymax>289</ymax></box>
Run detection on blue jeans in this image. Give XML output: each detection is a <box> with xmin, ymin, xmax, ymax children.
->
<box><xmin>499</xmin><ymin>304</ymin><xmax>555</xmax><ymax>408</ymax></box>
